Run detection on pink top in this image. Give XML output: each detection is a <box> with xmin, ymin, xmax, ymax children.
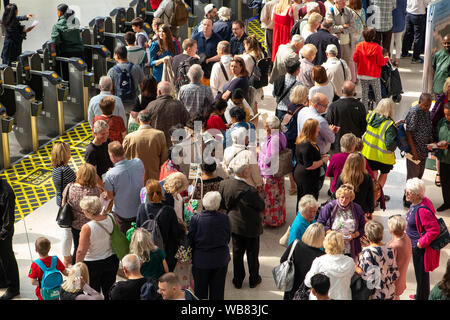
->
<box><xmin>326</xmin><ymin>152</ymin><xmax>374</xmax><ymax>192</ymax></box>
<box><xmin>387</xmin><ymin>235</ymin><xmax>412</xmax><ymax>296</ymax></box>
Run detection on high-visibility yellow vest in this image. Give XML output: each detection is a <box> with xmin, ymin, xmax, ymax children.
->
<box><xmin>361</xmin><ymin>112</ymin><xmax>396</xmax><ymax>165</ymax></box>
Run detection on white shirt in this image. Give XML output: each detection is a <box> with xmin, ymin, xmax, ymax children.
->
<box><xmin>302</xmin><ymin>28</ymin><xmax>316</xmax><ymax>41</ymax></box>
<box><xmin>308</xmin><ymin>82</ymin><xmax>335</xmax><ymax>106</ymax></box>
<box><xmin>406</xmin><ymin>0</ymin><xmax>431</xmax><ymax>15</ymax></box>
<box><xmin>210</xmin><ymin>55</ymin><xmax>232</xmax><ymax>97</ymax></box>
<box><xmin>84</xmin><ymin>216</ymin><xmax>114</xmax><ymax>261</ymax></box>
<box><xmin>322</xmin><ymin>57</ymin><xmax>352</xmax><ymax>95</ymax></box>
<box><xmin>154</xmin><ymin>0</ymin><xmax>174</xmax><ymax>25</ymax></box>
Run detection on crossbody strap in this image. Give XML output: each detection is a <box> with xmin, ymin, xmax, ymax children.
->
<box><xmin>219</xmin><ymin>62</ymin><xmax>229</xmax><ymax>82</ymax></box>
<box><xmin>339</xmin><ymin>59</ymin><xmax>346</xmax><ymax>80</ymax></box>
<box><xmin>278</xmin><ymin>80</ymin><xmax>297</xmax><ymax>103</ymax></box>
<box><xmin>94</xmin><ymin>215</ymin><xmax>113</xmax><ymax>236</ymax></box>
<box><xmin>415</xmin><ymin>205</ymin><xmax>436</xmax><ymax>235</ymax></box>
<box><xmin>287</xmin><ymin>239</ymin><xmax>298</xmax><ymax>261</ymax></box>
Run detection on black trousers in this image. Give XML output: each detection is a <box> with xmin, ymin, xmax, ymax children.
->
<box><xmin>412</xmin><ymin>246</ymin><xmax>430</xmax><ymax>300</ymax></box>
<box><xmin>84</xmin><ymin>254</ymin><xmax>119</xmax><ymax>300</ymax></box>
<box><xmin>231</xmin><ymin>233</ymin><xmax>260</xmax><ymax>286</ymax></box>
<box><xmin>192</xmin><ymin>265</ymin><xmax>228</xmax><ymax>300</ymax></box>
<box><xmin>439</xmin><ymin>162</ymin><xmax>450</xmax><ymax>206</ymax></box>
<box><xmin>0</xmin><ymin>233</ymin><xmax>19</xmax><ymax>291</ymax></box>
<box><xmin>375</xmin><ymin>29</ymin><xmax>393</xmax><ymax>52</ymax></box>
<box><xmin>401</xmin><ymin>13</ymin><xmax>426</xmax><ymax>60</ymax></box>
<box><xmin>265</xmin><ymin>29</ymin><xmax>273</xmax><ymax>61</ymax></box>
<box><xmin>71</xmin><ymin>227</ymin><xmax>81</xmax><ymax>265</ymax></box>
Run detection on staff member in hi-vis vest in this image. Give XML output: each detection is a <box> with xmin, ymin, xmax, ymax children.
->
<box><xmin>361</xmin><ymin>98</ymin><xmax>400</xmax><ymax>201</ymax></box>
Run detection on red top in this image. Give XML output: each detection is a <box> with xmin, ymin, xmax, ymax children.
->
<box><xmin>352</xmin><ymin>41</ymin><xmax>387</xmax><ymax>78</ymax></box>
<box><xmin>272</xmin><ymin>6</ymin><xmax>294</xmax><ymax>61</ymax></box>
<box><xmin>206</xmin><ymin>114</ymin><xmax>227</xmax><ymax>131</ymax></box>
<box><xmin>28</xmin><ymin>256</ymin><xmax>65</xmax><ymax>300</ymax></box>
<box><xmin>93</xmin><ymin>115</ymin><xmax>126</xmax><ymax>143</ymax></box>
<box><xmin>150</xmin><ymin>0</ymin><xmax>162</xmax><ymax>10</ymax></box>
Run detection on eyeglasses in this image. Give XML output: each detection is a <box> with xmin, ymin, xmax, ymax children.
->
<box><xmin>316</xmin><ymin>102</ymin><xmax>328</xmax><ymax>109</ymax></box>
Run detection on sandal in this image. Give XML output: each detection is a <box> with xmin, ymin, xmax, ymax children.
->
<box><xmin>435</xmin><ymin>174</ymin><xmax>441</xmax><ymax>187</ymax></box>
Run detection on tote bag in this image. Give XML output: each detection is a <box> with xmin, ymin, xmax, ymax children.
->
<box><xmin>96</xmin><ymin>214</ymin><xmax>130</xmax><ymax>260</ymax></box>
<box><xmin>272</xmin><ymin>239</ymin><xmax>298</xmax><ymax>291</ymax></box>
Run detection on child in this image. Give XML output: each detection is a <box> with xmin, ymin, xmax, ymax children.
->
<box><xmin>92</xmin><ymin>96</ymin><xmax>127</xmax><ymax>143</ymax></box>
<box><xmin>224</xmin><ymin>88</ymin><xmax>254</xmax><ymax>124</ymax></box>
<box><xmin>28</xmin><ymin>237</ymin><xmax>68</xmax><ymax>300</ymax></box>
<box><xmin>125</xmin><ymin>31</ymin><xmax>148</xmax><ymax>69</ymax></box>
<box><xmin>131</xmin><ymin>17</ymin><xmax>149</xmax><ymax>49</ymax></box>
<box><xmin>129</xmin><ymin>228</ymin><xmax>169</xmax><ymax>280</ymax></box>
<box><xmin>310</xmin><ymin>273</ymin><xmax>331</xmax><ymax>300</ymax></box>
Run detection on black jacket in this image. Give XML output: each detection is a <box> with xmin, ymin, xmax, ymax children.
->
<box><xmin>280</xmin><ymin>240</ymin><xmax>324</xmax><ymax>300</ymax></box>
<box><xmin>304</xmin><ymin>29</ymin><xmax>341</xmax><ymax>65</ymax></box>
<box><xmin>219</xmin><ymin>178</ymin><xmax>265</xmax><ymax>238</ymax></box>
<box><xmin>1</xmin><ymin>15</ymin><xmax>27</xmax><ymax>65</ymax></box>
<box><xmin>326</xmin><ymin>97</ymin><xmax>367</xmax><ymax>152</ymax></box>
<box><xmin>334</xmin><ymin>174</ymin><xmax>374</xmax><ymax>214</ymax></box>
<box><xmin>0</xmin><ymin>179</ymin><xmax>16</xmax><ymax>239</ymax></box>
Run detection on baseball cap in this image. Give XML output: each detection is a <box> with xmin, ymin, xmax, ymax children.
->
<box><xmin>204</xmin><ymin>3</ymin><xmax>216</xmax><ymax>15</ymax></box>
<box><xmin>326</xmin><ymin>44</ymin><xmax>338</xmax><ymax>55</ymax></box>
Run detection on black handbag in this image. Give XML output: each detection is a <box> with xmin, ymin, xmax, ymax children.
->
<box><xmin>292</xmin><ymin>281</ymin><xmax>310</xmax><ymax>300</ymax></box>
<box><xmin>350</xmin><ymin>272</ymin><xmax>374</xmax><ymax>300</ymax></box>
<box><xmin>56</xmin><ymin>181</ymin><xmax>73</xmax><ymax>228</ymax></box>
<box><xmin>416</xmin><ymin>205</ymin><xmax>450</xmax><ymax>251</ymax></box>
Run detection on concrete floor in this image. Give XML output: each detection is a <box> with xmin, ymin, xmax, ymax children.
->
<box><xmin>0</xmin><ymin>0</ymin><xmax>449</xmax><ymax>301</ymax></box>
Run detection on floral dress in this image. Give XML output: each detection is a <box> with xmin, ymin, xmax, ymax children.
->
<box><xmin>358</xmin><ymin>246</ymin><xmax>399</xmax><ymax>300</ymax></box>
<box><xmin>332</xmin><ymin>207</ymin><xmax>356</xmax><ymax>255</ymax></box>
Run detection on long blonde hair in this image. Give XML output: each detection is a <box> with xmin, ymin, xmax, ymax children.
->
<box><xmin>275</xmin><ymin>0</ymin><xmax>291</xmax><ymax>14</ymax></box>
<box><xmin>340</xmin><ymin>153</ymin><xmax>367</xmax><ymax>191</ymax></box>
<box><xmin>61</xmin><ymin>262</ymin><xmax>90</xmax><ymax>293</ymax></box>
<box><xmin>129</xmin><ymin>228</ymin><xmax>158</xmax><ymax>263</ymax></box>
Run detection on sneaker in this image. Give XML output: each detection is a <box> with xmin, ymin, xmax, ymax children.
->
<box><xmin>437</xmin><ymin>203</ymin><xmax>450</xmax><ymax>212</ymax></box>
<box><xmin>401</xmin><ymin>53</ymin><xmax>412</xmax><ymax>58</ymax></box>
<box><xmin>249</xmin><ymin>275</ymin><xmax>262</xmax><ymax>288</ymax></box>
<box><xmin>411</xmin><ymin>58</ymin><xmax>424</xmax><ymax>64</ymax></box>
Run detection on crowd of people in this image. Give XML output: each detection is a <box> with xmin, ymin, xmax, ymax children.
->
<box><xmin>0</xmin><ymin>0</ymin><xmax>449</xmax><ymax>302</ymax></box>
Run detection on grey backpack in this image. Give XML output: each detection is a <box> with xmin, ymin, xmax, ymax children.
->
<box><xmin>141</xmin><ymin>204</ymin><xmax>165</xmax><ymax>251</ymax></box>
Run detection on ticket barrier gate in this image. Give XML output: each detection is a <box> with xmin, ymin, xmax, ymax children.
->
<box><xmin>129</xmin><ymin>0</ymin><xmax>152</xmax><ymax>22</ymax></box>
<box><xmin>15</xmin><ymin>52</ymin><xmax>69</xmax><ymax>137</ymax></box>
<box><xmin>0</xmin><ymin>104</ymin><xmax>14</xmax><ymax>169</ymax></box>
<box><xmin>0</xmin><ymin>65</ymin><xmax>42</xmax><ymax>153</ymax></box>
<box><xmin>141</xmin><ymin>0</ymin><xmax>155</xmax><ymax>24</ymax></box>
<box><xmin>80</xmin><ymin>28</ymin><xmax>112</xmax><ymax>87</ymax></box>
<box><xmin>89</xmin><ymin>17</ymin><xmax>126</xmax><ymax>58</ymax></box>
<box><xmin>109</xmin><ymin>6</ymin><xmax>152</xmax><ymax>34</ymax></box>
<box><xmin>41</xmin><ymin>42</ymin><xmax>94</xmax><ymax>123</ymax></box>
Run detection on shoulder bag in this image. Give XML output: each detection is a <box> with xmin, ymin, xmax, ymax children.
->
<box><xmin>415</xmin><ymin>205</ymin><xmax>450</xmax><ymax>251</ymax></box>
<box><xmin>272</xmin><ymin>239</ymin><xmax>298</xmax><ymax>292</ymax></box>
<box><xmin>279</xmin><ymin>225</ymin><xmax>291</xmax><ymax>247</ymax></box>
<box><xmin>56</xmin><ymin>179</ymin><xmax>73</xmax><ymax>228</ymax></box>
<box><xmin>95</xmin><ymin>213</ymin><xmax>130</xmax><ymax>260</ymax></box>
<box><xmin>183</xmin><ymin>176</ymin><xmax>203</xmax><ymax>226</ymax></box>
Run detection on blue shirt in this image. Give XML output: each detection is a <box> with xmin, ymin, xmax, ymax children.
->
<box><xmin>191</xmin><ymin>31</ymin><xmax>222</xmax><ymax>58</ymax></box>
<box><xmin>104</xmin><ymin>158</ymin><xmax>145</xmax><ymax>219</ymax></box>
<box><xmin>288</xmin><ymin>213</ymin><xmax>316</xmax><ymax>246</ymax></box>
<box><xmin>149</xmin><ymin>40</ymin><xmax>178</xmax><ymax>83</ymax></box>
<box><xmin>230</xmin><ymin>33</ymin><xmax>247</xmax><ymax>56</ymax></box>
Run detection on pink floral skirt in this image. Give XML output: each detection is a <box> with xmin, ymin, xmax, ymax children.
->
<box><xmin>260</xmin><ymin>177</ymin><xmax>286</xmax><ymax>227</ymax></box>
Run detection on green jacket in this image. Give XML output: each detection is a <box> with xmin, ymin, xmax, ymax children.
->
<box><xmin>429</xmin><ymin>283</ymin><xmax>448</xmax><ymax>300</ymax></box>
<box><xmin>366</xmin><ymin>112</ymin><xmax>398</xmax><ymax>152</ymax></box>
<box><xmin>50</xmin><ymin>17</ymin><xmax>84</xmax><ymax>54</ymax></box>
<box><xmin>435</xmin><ymin>118</ymin><xmax>450</xmax><ymax>164</ymax></box>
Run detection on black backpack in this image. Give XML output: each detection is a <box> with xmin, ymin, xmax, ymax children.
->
<box><xmin>140</xmin><ymin>278</ymin><xmax>162</xmax><ymax>300</ymax></box>
<box><xmin>175</xmin><ymin>59</ymin><xmax>192</xmax><ymax>91</ymax></box>
<box><xmin>249</xmin><ymin>56</ymin><xmax>272</xmax><ymax>89</ymax></box>
<box><xmin>113</xmin><ymin>63</ymin><xmax>136</xmax><ymax>101</ymax></box>
<box><xmin>290</xmin><ymin>16</ymin><xmax>308</xmax><ymax>39</ymax></box>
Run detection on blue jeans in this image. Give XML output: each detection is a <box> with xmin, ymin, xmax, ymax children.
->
<box><xmin>401</xmin><ymin>13</ymin><xmax>426</xmax><ymax>59</ymax></box>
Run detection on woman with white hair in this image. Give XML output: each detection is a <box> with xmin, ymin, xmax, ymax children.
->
<box><xmin>361</xmin><ymin>98</ymin><xmax>399</xmax><ymax>199</ymax></box>
<box><xmin>257</xmin><ymin>115</ymin><xmax>288</xmax><ymax>227</ymax></box>
<box><xmin>304</xmin><ymin>231</ymin><xmax>355</xmax><ymax>300</ymax></box>
<box><xmin>187</xmin><ymin>191</ymin><xmax>231</xmax><ymax>300</ymax></box>
<box><xmin>212</xmin><ymin>7</ymin><xmax>233</xmax><ymax>41</ymax></box>
<box><xmin>404</xmin><ymin>178</ymin><xmax>441</xmax><ymax>300</ymax></box>
<box><xmin>288</xmin><ymin>195</ymin><xmax>319</xmax><ymax>246</ymax></box>
<box><xmin>219</xmin><ymin>151</ymin><xmax>265</xmax><ymax>289</ymax></box>
<box><xmin>280</xmin><ymin>223</ymin><xmax>325</xmax><ymax>300</ymax></box>
<box><xmin>297</xmin><ymin>43</ymin><xmax>317</xmax><ymax>88</ymax></box>
<box><xmin>59</xmin><ymin>262</ymin><xmax>103</xmax><ymax>300</ymax></box>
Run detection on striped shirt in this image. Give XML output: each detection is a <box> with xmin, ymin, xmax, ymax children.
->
<box><xmin>52</xmin><ymin>165</ymin><xmax>76</xmax><ymax>207</ymax></box>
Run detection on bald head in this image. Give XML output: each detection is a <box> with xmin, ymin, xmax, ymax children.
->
<box><xmin>310</xmin><ymin>93</ymin><xmax>328</xmax><ymax>112</ymax></box>
<box><xmin>157</xmin><ymin>81</ymin><xmax>172</xmax><ymax>96</ymax></box>
<box><xmin>342</xmin><ymin>81</ymin><xmax>355</xmax><ymax>97</ymax></box>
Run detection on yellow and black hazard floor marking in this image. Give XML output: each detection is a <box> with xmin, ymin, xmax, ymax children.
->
<box><xmin>1</xmin><ymin>121</ymin><xmax>92</xmax><ymax>222</ymax></box>
<box><xmin>248</xmin><ymin>18</ymin><xmax>267</xmax><ymax>51</ymax></box>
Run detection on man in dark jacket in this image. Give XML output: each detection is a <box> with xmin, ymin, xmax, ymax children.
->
<box><xmin>219</xmin><ymin>150</ymin><xmax>265</xmax><ymax>289</ymax></box>
<box><xmin>304</xmin><ymin>19</ymin><xmax>341</xmax><ymax>65</ymax></box>
<box><xmin>230</xmin><ymin>20</ymin><xmax>247</xmax><ymax>55</ymax></box>
<box><xmin>326</xmin><ymin>81</ymin><xmax>367</xmax><ymax>153</ymax></box>
<box><xmin>0</xmin><ymin>178</ymin><xmax>19</xmax><ymax>300</ymax></box>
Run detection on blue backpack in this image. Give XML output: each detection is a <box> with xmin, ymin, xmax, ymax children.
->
<box><xmin>395</xmin><ymin>122</ymin><xmax>410</xmax><ymax>156</ymax></box>
<box><xmin>34</xmin><ymin>256</ymin><xmax>63</xmax><ymax>300</ymax></box>
<box><xmin>113</xmin><ymin>63</ymin><xmax>136</xmax><ymax>102</ymax></box>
